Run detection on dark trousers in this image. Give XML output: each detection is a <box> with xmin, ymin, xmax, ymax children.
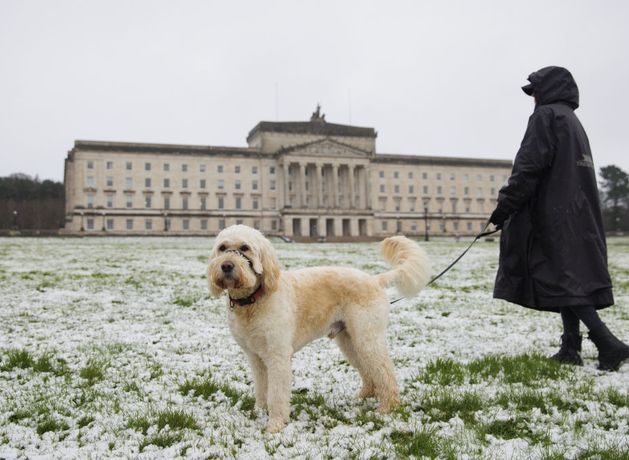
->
<box><xmin>560</xmin><ymin>306</ymin><xmax>604</xmax><ymax>335</ymax></box>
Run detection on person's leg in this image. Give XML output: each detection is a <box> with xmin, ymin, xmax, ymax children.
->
<box><xmin>570</xmin><ymin>306</ymin><xmax>629</xmax><ymax>371</ymax></box>
<box><xmin>551</xmin><ymin>307</ymin><xmax>583</xmax><ymax>366</ymax></box>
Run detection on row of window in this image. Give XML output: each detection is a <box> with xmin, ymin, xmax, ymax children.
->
<box><xmin>381</xmin><ymin>220</ymin><xmax>486</xmax><ymax>233</ymax></box>
<box><xmin>86</xmin><ymin>176</ymin><xmax>276</xmax><ymax>192</ymax></box>
<box><xmin>380</xmin><ymin>184</ymin><xmax>497</xmax><ymax>196</ymax></box>
<box><xmin>85</xmin><ymin>194</ymin><xmax>275</xmax><ymax>210</ymax></box>
<box><xmin>379</xmin><ymin>171</ymin><xmax>507</xmax><ymax>182</ymax></box>
<box><xmin>84</xmin><ymin>217</ymin><xmax>277</xmax><ymax>232</ymax></box>
<box><xmin>86</xmin><ymin>160</ymin><xmax>275</xmax><ymax>175</ymax></box>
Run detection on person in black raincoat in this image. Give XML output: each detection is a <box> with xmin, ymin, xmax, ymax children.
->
<box><xmin>490</xmin><ymin>66</ymin><xmax>629</xmax><ymax>371</ymax></box>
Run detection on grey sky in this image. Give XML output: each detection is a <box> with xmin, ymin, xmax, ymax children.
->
<box><xmin>1</xmin><ymin>0</ymin><xmax>628</xmax><ymax>182</ymax></box>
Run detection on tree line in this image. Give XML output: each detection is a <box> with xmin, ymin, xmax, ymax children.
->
<box><xmin>1</xmin><ymin>166</ymin><xmax>628</xmax><ymax>232</ymax></box>
<box><xmin>0</xmin><ymin>174</ymin><xmax>65</xmax><ymax>230</ymax></box>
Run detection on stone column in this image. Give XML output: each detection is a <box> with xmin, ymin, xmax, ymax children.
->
<box><xmin>316</xmin><ymin>164</ymin><xmax>324</xmax><ymax>208</ymax></box>
<box><xmin>299</xmin><ymin>163</ymin><xmax>306</xmax><ymax>208</ymax></box>
<box><xmin>349</xmin><ymin>165</ymin><xmax>355</xmax><ymax>209</ymax></box>
<box><xmin>365</xmin><ymin>165</ymin><xmax>372</xmax><ymax>210</ymax></box>
<box><xmin>332</xmin><ymin>164</ymin><xmax>339</xmax><ymax>208</ymax></box>
<box><xmin>283</xmin><ymin>163</ymin><xmax>290</xmax><ymax>208</ymax></box>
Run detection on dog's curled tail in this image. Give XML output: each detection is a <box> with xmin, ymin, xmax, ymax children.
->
<box><xmin>375</xmin><ymin>236</ymin><xmax>432</xmax><ymax>298</ymax></box>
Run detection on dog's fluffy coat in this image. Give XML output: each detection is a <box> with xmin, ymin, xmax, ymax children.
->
<box><xmin>208</xmin><ymin>225</ymin><xmax>431</xmax><ymax>432</ymax></box>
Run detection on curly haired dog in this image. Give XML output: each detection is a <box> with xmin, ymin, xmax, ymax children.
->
<box><xmin>207</xmin><ymin>225</ymin><xmax>431</xmax><ymax>433</ymax></box>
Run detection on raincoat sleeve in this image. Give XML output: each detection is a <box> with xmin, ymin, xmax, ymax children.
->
<box><xmin>496</xmin><ymin>108</ymin><xmax>556</xmax><ymax>216</ymax></box>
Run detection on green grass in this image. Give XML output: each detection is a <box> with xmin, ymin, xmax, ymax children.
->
<box><xmin>155</xmin><ymin>409</ymin><xmax>198</xmax><ymax>431</ymax></box>
<box><xmin>0</xmin><ymin>348</ymin><xmax>69</xmax><ymax>376</ymax></box>
<box><xmin>466</xmin><ymin>353</ymin><xmax>572</xmax><ymax>384</ymax></box>
<box><xmin>419</xmin><ymin>390</ymin><xmax>484</xmax><ymax>424</ymax></box>
<box><xmin>139</xmin><ymin>432</ymin><xmax>183</xmax><ymax>452</ymax></box>
<box><xmin>390</xmin><ymin>428</ymin><xmax>456</xmax><ymax>459</ymax></box>
<box><xmin>79</xmin><ymin>359</ymin><xmax>108</xmax><ymax>385</ymax></box>
<box><xmin>36</xmin><ymin>417</ymin><xmax>69</xmax><ymax>436</ymax></box>
<box><xmin>179</xmin><ymin>374</ymin><xmax>256</xmax><ymax>414</ymax></box>
<box><xmin>417</xmin><ymin>357</ymin><xmax>465</xmax><ymax>385</ymax></box>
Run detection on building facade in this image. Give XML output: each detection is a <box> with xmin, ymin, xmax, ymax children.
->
<box><xmin>63</xmin><ymin>110</ymin><xmax>512</xmax><ymax>239</ymax></box>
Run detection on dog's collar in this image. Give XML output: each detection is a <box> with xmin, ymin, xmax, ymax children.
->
<box><xmin>229</xmin><ymin>284</ymin><xmax>264</xmax><ymax>309</ymax></box>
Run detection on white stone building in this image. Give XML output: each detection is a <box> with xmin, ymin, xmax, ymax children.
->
<box><xmin>63</xmin><ymin>110</ymin><xmax>511</xmax><ymax>239</ymax></box>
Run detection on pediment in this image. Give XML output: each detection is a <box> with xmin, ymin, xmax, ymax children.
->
<box><xmin>279</xmin><ymin>138</ymin><xmax>371</xmax><ymax>159</ymax></box>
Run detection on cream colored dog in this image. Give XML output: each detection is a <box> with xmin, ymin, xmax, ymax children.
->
<box><xmin>207</xmin><ymin>225</ymin><xmax>431</xmax><ymax>433</ymax></box>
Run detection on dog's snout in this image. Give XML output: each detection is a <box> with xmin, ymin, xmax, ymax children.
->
<box><xmin>221</xmin><ymin>261</ymin><xmax>234</xmax><ymax>273</ymax></box>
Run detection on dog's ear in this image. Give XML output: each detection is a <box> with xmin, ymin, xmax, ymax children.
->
<box><xmin>258</xmin><ymin>237</ymin><xmax>281</xmax><ymax>293</ymax></box>
<box><xmin>207</xmin><ymin>240</ymin><xmax>224</xmax><ymax>297</ymax></box>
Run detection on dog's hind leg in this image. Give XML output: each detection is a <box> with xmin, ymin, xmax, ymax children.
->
<box><xmin>245</xmin><ymin>351</ymin><xmax>268</xmax><ymax>410</ymax></box>
<box><xmin>335</xmin><ymin>330</ymin><xmax>375</xmax><ymax>399</ymax></box>
<box><xmin>346</xmin><ymin>307</ymin><xmax>399</xmax><ymax>413</ymax></box>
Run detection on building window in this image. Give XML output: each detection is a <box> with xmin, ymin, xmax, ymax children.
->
<box><xmin>182</xmin><ymin>179</ymin><xmax>188</xmax><ymax>189</ymax></box>
<box><xmin>422</xmin><ymin>172</ymin><xmax>428</xmax><ymax>180</ymax></box>
<box><xmin>125</xmin><ymin>194</ymin><xmax>133</xmax><ymax>208</ymax></box>
<box><xmin>182</xmin><ymin>196</ymin><xmax>189</xmax><ymax>210</ymax></box>
<box><xmin>164</xmin><ymin>178</ymin><xmax>170</xmax><ymax>188</ymax></box>
<box><xmin>477</xmin><ymin>174</ymin><xmax>483</xmax><ymax>181</ymax></box>
<box><xmin>200</xmin><ymin>196</ymin><xmax>207</xmax><ymax>210</ymax></box>
<box><xmin>236</xmin><ymin>219</ymin><xmax>243</xmax><ymax>225</ymax></box>
<box><xmin>145</xmin><ymin>162</ymin><xmax>151</xmax><ymax>171</ymax></box>
<box><xmin>106</xmin><ymin>161</ymin><xmax>113</xmax><ymax>170</ymax></box>
<box><xmin>87</xmin><ymin>194</ymin><xmax>94</xmax><ymax>208</ymax></box>
<box><xmin>200</xmin><ymin>164</ymin><xmax>206</xmax><ymax>173</ymax></box>
<box><xmin>269</xmin><ymin>166</ymin><xmax>275</xmax><ymax>175</ymax></box>
<box><xmin>86</xmin><ymin>176</ymin><xmax>95</xmax><ymax>188</ymax></box>
<box><xmin>106</xmin><ymin>218</ymin><xmax>114</xmax><ymax>230</ymax></box>
<box><xmin>235</xmin><ymin>197</ymin><xmax>242</xmax><ymax>209</ymax></box>
<box><xmin>270</xmin><ymin>180</ymin><xmax>276</xmax><ymax>191</ymax></box>
<box><xmin>437</xmin><ymin>186</ymin><xmax>443</xmax><ymax>195</ymax></box>
<box><xmin>252</xmin><ymin>180</ymin><xmax>258</xmax><ymax>191</ymax></box>
<box><xmin>252</xmin><ymin>166</ymin><xmax>258</xmax><ymax>174</ymax></box>
<box><xmin>182</xmin><ymin>219</ymin><xmax>189</xmax><ymax>230</ymax></box>
<box><xmin>200</xmin><ymin>179</ymin><xmax>206</xmax><ymax>189</ymax></box>
<box><xmin>125</xmin><ymin>177</ymin><xmax>133</xmax><ymax>189</ymax></box>
<box><xmin>450</xmin><ymin>186</ymin><xmax>456</xmax><ymax>196</ymax></box>
<box><xmin>394</xmin><ymin>185</ymin><xmax>400</xmax><ymax>194</ymax></box>
<box><xmin>217</xmin><ymin>165</ymin><xmax>223</xmax><ymax>173</ymax></box>
<box><xmin>464</xmin><ymin>186</ymin><xmax>469</xmax><ymax>195</ymax></box>
<box><xmin>408</xmin><ymin>172</ymin><xmax>413</xmax><ymax>179</ymax></box>
<box><xmin>145</xmin><ymin>195</ymin><xmax>152</xmax><ymax>208</ymax></box>
<box><xmin>477</xmin><ymin>187</ymin><xmax>483</xmax><ymax>197</ymax></box>
<box><xmin>382</xmin><ymin>221</ymin><xmax>388</xmax><ymax>231</ymax></box>
<box><xmin>218</xmin><ymin>179</ymin><xmax>224</xmax><ymax>190</ymax></box>
<box><xmin>467</xmin><ymin>222</ymin><xmax>473</xmax><ymax>231</ymax></box>
<box><xmin>164</xmin><ymin>163</ymin><xmax>170</xmax><ymax>171</ymax></box>
<box><xmin>271</xmin><ymin>220</ymin><xmax>277</xmax><ymax>231</ymax></box>
<box><xmin>490</xmin><ymin>175</ymin><xmax>495</xmax><ymax>182</ymax></box>
<box><xmin>380</xmin><ymin>184</ymin><xmax>385</xmax><ymax>193</ymax></box>
<box><xmin>87</xmin><ymin>160</ymin><xmax>94</xmax><ymax>169</ymax></box>
<box><xmin>408</xmin><ymin>185</ymin><xmax>414</xmax><ymax>194</ymax></box>
<box><xmin>182</xmin><ymin>164</ymin><xmax>188</xmax><ymax>172</ymax></box>
<box><xmin>235</xmin><ymin>165</ymin><xmax>240</xmax><ymax>174</ymax></box>
<box><xmin>423</xmin><ymin>185</ymin><xmax>429</xmax><ymax>194</ymax></box>
<box><xmin>235</xmin><ymin>180</ymin><xmax>241</xmax><ymax>190</ymax></box>
<box><xmin>145</xmin><ymin>219</ymin><xmax>153</xmax><ymax>230</ymax></box>
<box><xmin>450</xmin><ymin>173</ymin><xmax>456</xmax><ymax>180</ymax></box>
<box><xmin>145</xmin><ymin>178</ymin><xmax>151</xmax><ymax>188</ymax></box>
<box><xmin>106</xmin><ymin>194</ymin><xmax>113</xmax><ymax>208</ymax></box>
<box><xmin>253</xmin><ymin>199</ymin><xmax>259</xmax><ymax>210</ymax></box>
<box><xmin>436</xmin><ymin>173</ymin><xmax>442</xmax><ymax>180</ymax></box>
<box><xmin>126</xmin><ymin>161</ymin><xmax>132</xmax><ymax>171</ymax></box>
<box><xmin>164</xmin><ymin>196</ymin><xmax>170</xmax><ymax>209</ymax></box>
<box><xmin>201</xmin><ymin>219</ymin><xmax>208</xmax><ymax>230</ymax></box>
<box><xmin>126</xmin><ymin>219</ymin><xmax>133</xmax><ymax>230</ymax></box>
<box><xmin>219</xmin><ymin>219</ymin><xmax>225</xmax><ymax>230</ymax></box>
<box><xmin>393</xmin><ymin>171</ymin><xmax>399</xmax><ymax>179</ymax></box>
<box><xmin>218</xmin><ymin>197</ymin><xmax>224</xmax><ymax>209</ymax></box>
<box><xmin>86</xmin><ymin>218</ymin><xmax>94</xmax><ymax>230</ymax></box>
<box><xmin>106</xmin><ymin>176</ymin><xmax>113</xmax><ymax>187</ymax></box>
<box><xmin>253</xmin><ymin>219</ymin><xmax>260</xmax><ymax>229</ymax></box>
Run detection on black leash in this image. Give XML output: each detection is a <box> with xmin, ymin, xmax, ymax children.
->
<box><xmin>390</xmin><ymin>221</ymin><xmax>499</xmax><ymax>305</ymax></box>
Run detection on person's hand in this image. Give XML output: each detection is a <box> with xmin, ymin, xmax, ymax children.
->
<box><xmin>489</xmin><ymin>207</ymin><xmax>509</xmax><ymax>230</ymax></box>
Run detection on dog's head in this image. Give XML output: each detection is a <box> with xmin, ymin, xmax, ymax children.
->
<box><xmin>207</xmin><ymin>225</ymin><xmax>281</xmax><ymax>299</ymax></box>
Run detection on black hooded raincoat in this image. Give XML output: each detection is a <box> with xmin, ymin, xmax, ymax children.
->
<box><xmin>493</xmin><ymin>66</ymin><xmax>614</xmax><ymax>312</ymax></box>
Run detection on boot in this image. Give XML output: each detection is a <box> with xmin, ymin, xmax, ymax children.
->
<box><xmin>588</xmin><ymin>324</ymin><xmax>629</xmax><ymax>371</ymax></box>
<box><xmin>550</xmin><ymin>333</ymin><xmax>583</xmax><ymax>366</ymax></box>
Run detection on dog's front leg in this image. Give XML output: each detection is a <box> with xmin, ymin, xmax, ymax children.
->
<box><xmin>245</xmin><ymin>351</ymin><xmax>268</xmax><ymax>410</ymax></box>
<box><xmin>263</xmin><ymin>353</ymin><xmax>292</xmax><ymax>433</ymax></box>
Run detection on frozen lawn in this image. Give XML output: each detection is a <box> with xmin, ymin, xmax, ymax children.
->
<box><xmin>0</xmin><ymin>236</ymin><xmax>628</xmax><ymax>459</ymax></box>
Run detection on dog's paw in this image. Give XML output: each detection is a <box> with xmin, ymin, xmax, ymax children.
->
<box><xmin>355</xmin><ymin>386</ymin><xmax>376</xmax><ymax>399</ymax></box>
<box><xmin>265</xmin><ymin>418</ymin><xmax>285</xmax><ymax>433</ymax></box>
<box><xmin>376</xmin><ymin>397</ymin><xmax>400</xmax><ymax>414</ymax></box>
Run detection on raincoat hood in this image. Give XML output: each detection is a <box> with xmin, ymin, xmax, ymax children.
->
<box><xmin>522</xmin><ymin>66</ymin><xmax>580</xmax><ymax>109</ymax></box>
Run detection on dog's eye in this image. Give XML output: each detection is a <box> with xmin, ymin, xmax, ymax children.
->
<box><xmin>240</xmin><ymin>245</ymin><xmax>250</xmax><ymax>252</ymax></box>
<box><xmin>218</xmin><ymin>244</ymin><xmax>226</xmax><ymax>252</ymax></box>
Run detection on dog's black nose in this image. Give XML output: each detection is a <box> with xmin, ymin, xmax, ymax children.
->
<box><xmin>221</xmin><ymin>261</ymin><xmax>234</xmax><ymax>273</ymax></box>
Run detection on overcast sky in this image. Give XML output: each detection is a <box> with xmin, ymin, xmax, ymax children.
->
<box><xmin>1</xmin><ymin>0</ymin><xmax>628</xmax><ymax>182</ymax></box>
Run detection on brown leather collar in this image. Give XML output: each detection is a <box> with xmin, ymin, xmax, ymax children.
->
<box><xmin>229</xmin><ymin>284</ymin><xmax>264</xmax><ymax>309</ymax></box>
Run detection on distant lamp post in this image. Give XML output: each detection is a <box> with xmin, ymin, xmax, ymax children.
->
<box><xmin>163</xmin><ymin>211</ymin><xmax>169</xmax><ymax>231</ymax></box>
<box><xmin>80</xmin><ymin>211</ymin><xmax>85</xmax><ymax>232</ymax></box>
<box><xmin>13</xmin><ymin>210</ymin><xmax>18</xmax><ymax>230</ymax></box>
<box><xmin>102</xmin><ymin>212</ymin><xmax>106</xmax><ymax>232</ymax></box>
<box><xmin>424</xmin><ymin>207</ymin><xmax>429</xmax><ymax>242</ymax></box>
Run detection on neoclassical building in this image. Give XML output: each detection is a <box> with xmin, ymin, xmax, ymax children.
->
<box><xmin>63</xmin><ymin>109</ymin><xmax>512</xmax><ymax>239</ymax></box>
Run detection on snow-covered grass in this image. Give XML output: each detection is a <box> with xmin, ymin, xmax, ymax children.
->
<box><xmin>0</xmin><ymin>236</ymin><xmax>627</xmax><ymax>459</ymax></box>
